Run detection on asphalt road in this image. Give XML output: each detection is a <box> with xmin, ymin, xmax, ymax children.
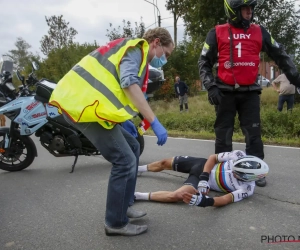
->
<box><xmin>1</xmin><ymin>135</ymin><xmax>300</xmax><ymax>250</ymax></box>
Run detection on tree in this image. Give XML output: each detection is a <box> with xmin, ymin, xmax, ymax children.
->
<box><xmin>179</xmin><ymin>0</ymin><xmax>300</xmax><ymax>61</ymax></box>
<box><xmin>179</xmin><ymin>0</ymin><xmax>225</xmax><ymax>40</ymax></box>
<box><xmin>38</xmin><ymin>42</ymin><xmax>98</xmax><ymax>83</ymax></box>
<box><xmin>106</xmin><ymin>19</ymin><xmax>146</xmax><ymax>41</ymax></box>
<box><xmin>135</xmin><ymin>19</ymin><xmax>146</xmax><ymax>39</ymax></box>
<box><xmin>255</xmin><ymin>0</ymin><xmax>300</xmax><ymax>57</ymax></box>
<box><xmin>165</xmin><ymin>0</ymin><xmax>187</xmax><ymax>47</ymax></box>
<box><xmin>6</xmin><ymin>37</ymin><xmax>34</xmax><ymax>69</ymax></box>
<box><xmin>155</xmin><ymin>38</ymin><xmax>202</xmax><ymax>100</ymax></box>
<box><xmin>40</xmin><ymin>15</ymin><xmax>78</xmax><ymax>56</ymax></box>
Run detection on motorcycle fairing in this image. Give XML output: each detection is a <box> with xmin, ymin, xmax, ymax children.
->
<box><xmin>0</xmin><ymin>96</ymin><xmax>60</xmax><ymax>135</ymax></box>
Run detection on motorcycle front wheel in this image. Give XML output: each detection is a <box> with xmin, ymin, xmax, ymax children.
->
<box><xmin>0</xmin><ymin>129</ymin><xmax>36</xmax><ymax>171</ymax></box>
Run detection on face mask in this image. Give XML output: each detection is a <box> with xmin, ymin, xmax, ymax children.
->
<box><xmin>150</xmin><ymin>45</ymin><xmax>167</xmax><ymax>68</ymax></box>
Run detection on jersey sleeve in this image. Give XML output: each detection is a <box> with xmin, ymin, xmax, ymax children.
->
<box><xmin>198</xmin><ymin>28</ymin><xmax>218</xmax><ymax>90</ymax></box>
<box><xmin>217</xmin><ymin>150</ymin><xmax>246</xmax><ymax>162</ymax></box>
<box><xmin>230</xmin><ymin>183</ymin><xmax>255</xmax><ymax>203</ymax></box>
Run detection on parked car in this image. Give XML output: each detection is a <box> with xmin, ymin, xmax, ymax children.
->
<box><xmin>258</xmin><ymin>75</ymin><xmax>270</xmax><ymax>87</ymax></box>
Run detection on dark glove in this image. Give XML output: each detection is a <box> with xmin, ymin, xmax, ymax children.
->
<box><xmin>150</xmin><ymin>117</ymin><xmax>168</xmax><ymax>146</ymax></box>
<box><xmin>188</xmin><ymin>193</ymin><xmax>215</xmax><ymax>207</ymax></box>
<box><xmin>121</xmin><ymin>120</ymin><xmax>138</xmax><ymax>138</ymax></box>
<box><xmin>208</xmin><ymin>85</ymin><xmax>224</xmax><ymax>105</ymax></box>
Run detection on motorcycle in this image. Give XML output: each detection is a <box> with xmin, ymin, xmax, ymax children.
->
<box><xmin>0</xmin><ymin>56</ymin><xmax>38</xmax><ymax>106</ymax></box>
<box><xmin>0</xmin><ymin>62</ymin><xmax>165</xmax><ymax>173</ymax></box>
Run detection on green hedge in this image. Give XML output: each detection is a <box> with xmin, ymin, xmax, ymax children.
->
<box><xmin>145</xmin><ymin>89</ymin><xmax>300</xmax><ymax>145</ymax></box>
<box><xmin>155</xmin><ymin>107</ymin><xmax>300</xmax><ymax>139</ymax></box>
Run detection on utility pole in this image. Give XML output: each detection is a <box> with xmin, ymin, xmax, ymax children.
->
<box><xmin>144</xmin><ymin>0</ymin><xmax>161</xmax><ymax>27</ymax></box>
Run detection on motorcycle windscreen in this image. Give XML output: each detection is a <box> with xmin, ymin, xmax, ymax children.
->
<box><xmin>0</xmin><ymin>58</ymin><xmax>13</xmax><ymax>76</ymax></box>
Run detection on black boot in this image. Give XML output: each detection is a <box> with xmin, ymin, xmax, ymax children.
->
<box><xmin>180</xmin><ymin>105</ymin><xmax>183</xmax><ymax>112</ymax></box>
<box><xmin>184</xmin><ymin>103</ymin><xmax>188</xmax><ymax>111</ymax></box>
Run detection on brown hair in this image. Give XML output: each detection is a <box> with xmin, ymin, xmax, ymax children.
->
<box><xmin>143</xmin><ymin>27</ymin><xmax>174</xmax><ymax>47</ymax></box>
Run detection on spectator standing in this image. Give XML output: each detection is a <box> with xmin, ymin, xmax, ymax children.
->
<box><xmin>271</xmin><ymin>73</ymin><xmax>295</xmax><ymax>112</ymax></box>
<box><xmin>174</xmin><ymin>76</ymin><xmax>189</xmax><ymax>112</ymax></box>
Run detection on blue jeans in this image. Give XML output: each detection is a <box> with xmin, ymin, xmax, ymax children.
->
<box><xmin>278</xmin><ymin>94</ymin><xmax>294</xmax><ymax>112</ymax></box>
<box><xmin>63</xmin><ymin>115</ymin><xmax>140</xmax><ymax>228</ymax></box>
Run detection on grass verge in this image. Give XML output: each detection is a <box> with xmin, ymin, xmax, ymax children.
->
<box><xmin>137</xmin><ymin>88</ymin><xmax>300</xmax><ymax>147</ymax></box>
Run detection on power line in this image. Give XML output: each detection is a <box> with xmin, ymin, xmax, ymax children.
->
<box><xmin>145</xmin><ymin>17</ymin><xmax>176</xmax><ymax>29</ymax></box>
<box><xmin>163</xmin><ymin>24</ymin><xmax>185</xmax><ymax>29</ymax></box>
<box><xmin>146</xmin><ymin>22</ymin><xmax>157</xmax><ymax>29</ymax></box>
<box><xmin>147</xmin><ymin>22</ymin><xmax>185</xmax><ymax>29</ymax></box>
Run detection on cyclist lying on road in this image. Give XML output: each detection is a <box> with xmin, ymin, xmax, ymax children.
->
<box><xmin>135</xmin><ymin>150</ymin><xmax>269</xmax><ymax>207</ymax></box>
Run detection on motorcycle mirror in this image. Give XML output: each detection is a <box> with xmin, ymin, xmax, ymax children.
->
<box><xmin>32</xmin><ymin>61</ymin><xmax>39</xmax><ymax>71</ymax></box>
<box><xmin>16</xmin><ymin>70</ymin><xmax>25</xmax><ymax>83</ymax></box>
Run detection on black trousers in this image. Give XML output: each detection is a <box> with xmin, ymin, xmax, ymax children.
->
<box><xmin>171</xmin><ymin>156</ymin><xmax>207</xmax><ymax>188</ymax></box>
<box><xmin>214</xmin><ymin>91</ymin><xmax>264</xmax><ymax>159</ymax></box>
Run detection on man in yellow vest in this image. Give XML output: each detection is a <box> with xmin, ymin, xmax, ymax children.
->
<box><xmin>49</xmin><ymin>27</ymin><xmax>174</xmax><ymax>236</ymax></box>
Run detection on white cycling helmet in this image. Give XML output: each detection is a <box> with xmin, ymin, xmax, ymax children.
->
<box><xmin>232</xmin><ymin>156</ymin><xmax>269</xmax><ymax>182</ymax></box>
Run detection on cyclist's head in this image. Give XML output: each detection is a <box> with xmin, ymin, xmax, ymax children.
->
<box><xmin>232</xmin><ymin>155</ymin><xmax>269</xmax><ymax>182</ymax></box>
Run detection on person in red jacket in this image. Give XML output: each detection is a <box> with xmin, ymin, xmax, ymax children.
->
<box><xmin>199</xmin><ymin>0</ymin><xmax>300</xmax><ymax>187</ymax></box>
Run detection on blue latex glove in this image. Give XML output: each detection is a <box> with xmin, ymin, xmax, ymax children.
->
<box><xmin>122</xmin><ymin>120</ymin><xmax>138</xmax><ymax>138</ymax></box>
<box><xmin>150</xmin><ymin>117</ymin><xmax>167</xmax><ymax>146</ymax></box>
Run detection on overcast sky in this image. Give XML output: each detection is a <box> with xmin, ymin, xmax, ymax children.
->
<box><xmin>0</xmin><ymin>0</ymin><xmax>185</xmax><ymax>58</ymax></box>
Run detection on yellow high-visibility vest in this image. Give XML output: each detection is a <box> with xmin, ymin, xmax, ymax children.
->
<box><xmin>49</xmin><ymin>38</ymin><xmax>149</xmax><ymax>129</ymax></box>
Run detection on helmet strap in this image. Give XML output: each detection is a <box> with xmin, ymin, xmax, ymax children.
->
<box><xmin>241</xmin><ymin>18</ymin><xmax>251</xmax><ymax>30</ymax></box>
